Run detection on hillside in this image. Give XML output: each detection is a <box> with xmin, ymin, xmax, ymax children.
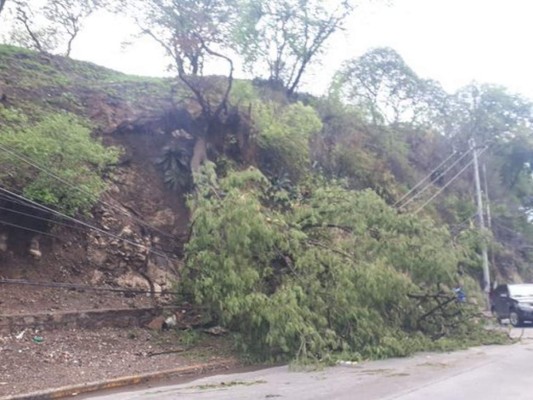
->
<box><xmin>0</xmin><ymin>44</ymin><xmax>531</xmax><ymax>363</ymax></box>
<box><xmin>0</xmin><ymin>44</ymin><xmax>185</xmax><ymax>272</ymax></box>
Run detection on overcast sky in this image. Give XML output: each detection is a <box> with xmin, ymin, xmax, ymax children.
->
<box><xmin>28</xmin><ymin>0</ymin><xmax>533</xmax><ymax>100</ymax></box>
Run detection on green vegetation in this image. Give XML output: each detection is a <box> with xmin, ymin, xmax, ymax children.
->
<box><xmin>0</xmin><ymin>106</ymin><xmax>119</xmax><ymax>215</ymax></box>
<box><xmin>181</xmin><ymin>165</ymin><xmax>506</xmax><ymax>362</ymax></box>
<box><xmin>254</xmin><ymin>101</ymin><xmax>322</xmax><ymax>181</ymax></box>
<box><xmin>0</xmin><ymin>41</ymin><xmax>527</xmax><ymax>365</ymax></box>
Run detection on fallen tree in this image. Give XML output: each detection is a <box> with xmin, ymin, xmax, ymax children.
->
<box><xmin>180</xmin><ymin>166</ymin><xmax>506</xmax><ymax>362</ymax></box>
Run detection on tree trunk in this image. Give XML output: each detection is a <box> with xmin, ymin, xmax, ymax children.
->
<box><xmin>190</xmin><ymin>136</ymin><xmax>207</xmax><ymax>173</ymax></box>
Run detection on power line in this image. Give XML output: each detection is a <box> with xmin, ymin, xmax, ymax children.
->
<box><xmin>0</xmin><ymin>186</ymin><xmax>178</xmax><ymax>260</ymax></box>
<box><xmin>0</xmin><ymin>205</ymin><xmax>83</xmax><ymax>231</ymax></box>
<box><xmin>0</xmin><ymin>143</ymin><xmax>176</xmax><ymax>240</ymax></box>
<box><xmin>413</xmin><ymin>146</ymin><xmax>489</xmax><ymax>214</ymax></box>
<box><xmin>0</xmin><ymin>218</ymin><xmax>60</xmax><ymax>239</ymax></box>
<box><xmin>0</xmin><ymin>197</ymin><xmax>178</xmax><ymax>251</ymax></box>
<box><xmin>0</xmin><ymin>187</ymin><xmax>180</xmax><ymax>259</ymax></box>
<box><xmin>398</xmin><ymin>148</ymin><xmax>474</xmax><ymax>210</ymax></box>
<box><xmin>394</xmin><ymin>150</ymin><xmax>458</xmax><ymax>207</ymax></box>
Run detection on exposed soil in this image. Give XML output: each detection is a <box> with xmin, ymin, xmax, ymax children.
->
<box><xmin>0</xmin><ymin>48</ymin><xmax>239</xmax><ymax>398</ymax></box>
<box><xmin>0</xmin><ymin>285</ymin><xmax>155</xmax><ymax>316</ymax></box>
<box><xmin>0</xmin><ymin>326</ymin><xmax>238</xmax><ymax>397</ymax></box>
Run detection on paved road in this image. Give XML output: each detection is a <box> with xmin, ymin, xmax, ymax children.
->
<box><xmin>90</xmin><ymin>327</ymin><xmax>533</xmax><ymax>400</ymax></box>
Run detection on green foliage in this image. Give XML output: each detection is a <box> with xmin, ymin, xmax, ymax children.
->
<box><xmin>155</xmin><ymin>142</ymin><xmax>192</xmax><ymax>191</ymax></box>
<box><xmin>447</xmin><ymin>84</ymin><xmax>533</xmax><ymax>142</ymax></box>
<box><xmin>230</xmin><ymin>80</ymin><xmax>259</xmax><ymax>106</ymax></box>
<box><xmin>182</xmin><ymin>167</ymin><xmax>490</xmax><ymax>362</ymax></box>
<box><xmin>0</xmin><ymin>44</ymin><xmax>181</xmax><ymax>115</ymax></box>
<box><xmin>254</xmin><ymin>101</ymin><xmax>322</xmax><ymax>181</ymax></box>
<box><xmin>310</xmin><ymin>96</ymin><xmax>406</xmax><ymax>201</ymax></box>
<box><xmin>0</xmin><ymin>106</ymin><xmax>119</xmax><ymax>215</ymax></box>
<box><xmin>236</xmin><ymin>0</ymin><xmax>353</xmax><ymax>95</ymax></box>
<box><xmin>333</xmin><ymin>48</ymin><xmax>447</xmax><ymax>128</ymax></box>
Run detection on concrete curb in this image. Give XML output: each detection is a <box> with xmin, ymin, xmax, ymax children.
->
<box><xmin>1</xmin><ymin>359</ymin><xmax>236</xmax><ymax>400</ymax></box>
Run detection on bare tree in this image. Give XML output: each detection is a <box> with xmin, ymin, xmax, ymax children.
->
<box><xmin>43</xmin><ymin>0</ymin><xmax>100</xmax><ymax>57</ymax></box>
<box><xmin>7</xmin><ymin>0</ymin><xmax>100</xmax><ymax>56</ymax></box>
<box><xmin>9</xmin><ymin>1</ymin><xmax>56</xmax><ymax>53</ymax></box>
<box><xmin>238</xmin><ymin>0</ymin><xmax>354</xmax><ymax>96</ymax></box>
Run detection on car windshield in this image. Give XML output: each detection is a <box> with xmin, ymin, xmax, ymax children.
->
<box><xmin>508</xmin><ymin>284</ymin><xmax>533</xmax><ymax>298</ymax></box>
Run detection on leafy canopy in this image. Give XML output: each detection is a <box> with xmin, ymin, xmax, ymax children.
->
<box><xmin>237</xmin><ymin>0</ymin><xmax>353</xmax><ymax>95</ymax></box>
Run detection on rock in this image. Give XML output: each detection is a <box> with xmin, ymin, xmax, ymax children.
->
<box><xmin>149</xmin><ymin>208</ymin><xmax>176</xmax><ymax>228</ymax></box>
<box><xmin>204</xmin><ymin>326</ymin><xmax>228</xmax><ymax>336</ymax></box>
<box><xmin>146</xmin><ymin>316</ymin><xmax>165</xmax><ymax>331</ymax></box>
<box><xmin>116</xmin><ymin>271</ymin><xmax>150</xmax><ymax>291</ymax></box>
<box><xmin>153</xmin><ymin>283</ymin><xmax>162</xmax><ymax>294</ymax></box>
<box><xmin>87</xmin><ymin>248</ymin><xmax>107</xmax><ymax>265</ymax></box>
<box><xmin>164</xmin><ymin>315</ymin><xmax>177</xmax><ymax>328</ymax></box>
<box><xmin>29</xmin><ymin>236</ymin><xmax>41</xmax><ymax>259</ymax></box>
<box><xmin>89</xmin><ymin>270</ymin><xmax>104</xmax><ymax>285</ymax></box>
<box><xmin>120</xmin><ymin>226</ymin><xmax>134</xmax><ymax>238</ymax></box>
<box><xmin>29</xmin><ymin>248</ymin><xmax>42</xmax><ymax>259</ymax></box>
<box><xmin>146</xmin><ymin>260</ymin><xmax>177</xmax><ymax>290</ymax></box>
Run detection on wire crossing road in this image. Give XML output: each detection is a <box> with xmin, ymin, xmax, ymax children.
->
<box><xmin>89</xmin><ymin>328</ymin><xmax>533</xmax><ymax>400</ymax></box>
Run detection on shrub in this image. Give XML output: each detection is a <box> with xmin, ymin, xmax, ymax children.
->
<box><xmin>0</xmin><ymin>106</ymin><xmax>120</xmax><ymax>215</ymax></box>
<box><xmin>253</xmin><ymin>101</ymin><xmax>322</xmax><ymax>182</ymax></box>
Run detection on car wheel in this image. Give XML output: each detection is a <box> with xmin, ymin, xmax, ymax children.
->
<box><xmin>510</xmin><ymin>310</ymin><xmax>522</xmax><ymax>327</ymax></box>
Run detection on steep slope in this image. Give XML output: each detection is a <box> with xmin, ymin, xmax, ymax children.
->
<box><xmin>0</xmin><ymin>45</ymin><xmax>195</xmax><ymax>306</ymax></box>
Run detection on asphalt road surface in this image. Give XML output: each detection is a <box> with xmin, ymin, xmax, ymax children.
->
<box><xmin>90</xmin><ymin>327</ymin><xmax>533</xmax><ymax>400</ymax></box>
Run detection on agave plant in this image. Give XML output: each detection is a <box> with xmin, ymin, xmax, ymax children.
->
<box><xmin>155</xmin><ymin>142</ymin><xmax>192</xmax><ymax>191</ymax></box>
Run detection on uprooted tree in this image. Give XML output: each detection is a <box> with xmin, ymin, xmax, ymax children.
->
<box><xmin>122</xmin><ymin>0</ymin><xmax>240</xmax><ymax>174</ymax></box>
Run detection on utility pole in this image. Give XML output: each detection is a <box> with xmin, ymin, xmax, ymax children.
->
<box><xmin>482</xmin><ymin>163</ymin><xmax>492</xmax><ymax>229</ymax></box>
<box><xmin>470</xmin><ymin>139</ymin><xmax>491</xmax><ymax>309</ymax></box>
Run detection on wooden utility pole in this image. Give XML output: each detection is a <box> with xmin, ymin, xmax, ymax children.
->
<box><xmin>470</xmin><ymin>139</ymin><xmax>491</xmax><ymax>309</ymax></box>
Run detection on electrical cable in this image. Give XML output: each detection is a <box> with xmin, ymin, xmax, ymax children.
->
<box><xmin>0</xmin><ymin>205</ymin><xmax>83</xmax><ymax>231</ymax></box>
<box><xmin>0</xmin><ymin>186</ymin><xmax>179</xmax><ymax>260</ymax></box>
<box><xmin>394</xmin><ymin>149</ymin><xmax>458</xmax><ymax>207</ymax></box>
<box><xmin>0</xmin><ymin>143</ymin><xmax>176</xmax><ymax>240</ymax></box>
<box><xmin>0</xmin><ymin>186</ymin><xmax>180</xmax><ymax>257</ymax></box>
<box><xmin>0</xmin><ymin>218</ymin><xmax>60</xmax><ymax>238</ymax></box>
<box><xmin>398</xmin><ymin>148</ymin><xmax>474</xmax><ymax>210</ymax></box>
<box><xmin>413</xmin><ymin>146</ymin><xmax>489</xmax><ymax>214</ymax></box>
<box><xmin>0</xmin><ymin>199</ymin><xmax>179</xmax><ymax>255</ymax></box>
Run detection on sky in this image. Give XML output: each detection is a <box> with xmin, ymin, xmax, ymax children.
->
<box><xmin>8</xmin><ymin>0</ymin><xmax>533</xmax><ymax>100</ymax></box>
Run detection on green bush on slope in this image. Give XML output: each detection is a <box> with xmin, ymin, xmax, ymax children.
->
<box><xmin>0</xmin><ymin>106</ymin><xmax>119</xmax><ymax>215</ymax></box>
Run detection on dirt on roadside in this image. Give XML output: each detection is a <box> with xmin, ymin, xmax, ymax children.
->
<box><xmin>0</xmin><ymin>326</ymin><xmax>238</xmax><ymax>397</ymax></box>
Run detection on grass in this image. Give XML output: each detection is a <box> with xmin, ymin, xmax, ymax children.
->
<box><xmin>0</xmin><ymin>44</ymin><xmax>187</xmax><ymax>114</ymax></box>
